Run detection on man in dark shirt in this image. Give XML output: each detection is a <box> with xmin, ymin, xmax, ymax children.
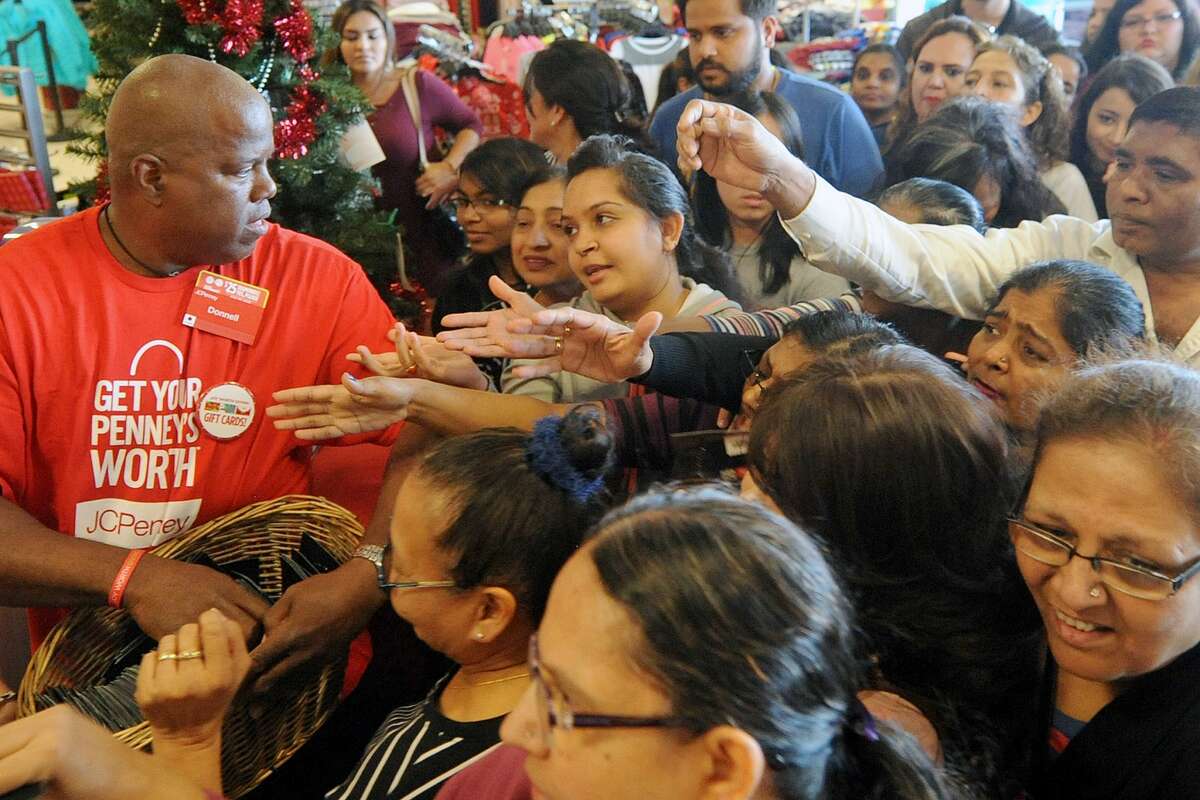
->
<box><xmin>896</xmin><ymin>0</ymin><xmax>1060</xmax><ymax>61</ymax></box>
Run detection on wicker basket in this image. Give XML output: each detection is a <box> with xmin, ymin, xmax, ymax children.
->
<box><xmin>17</xmin><ymin>495</ymin><xmax>364</xmax><ymax>798</ymax></box>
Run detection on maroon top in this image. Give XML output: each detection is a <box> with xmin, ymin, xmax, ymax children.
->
<box><xmin>434</xmin><ymin>744</ymin><xmax>531</xmax><ymax>800</ymax></box>
<box><xmin>368</xmin><ymin>70</ymin><xmax>483</xmax><ymax>291</ymax></box>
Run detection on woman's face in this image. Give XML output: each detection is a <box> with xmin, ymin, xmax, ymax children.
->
<box><xmin>1086</xmin><ymin>87</ymin><xmax>1137</xmax><ymax>166</ymax></box>
<box><xmin>513</xmin><ymin>178</ymin><xmax>577</xmax><ymax>291</ymax></box>
<box><xmin>851</xmin><ymin>51</ymin><xmax>903</xmax><ymax>116</ymax></box>
<box><xmin>715</xmin><ymin>113</ymin><xmax>785</xmax><ymax>230</ymax></box>
<box><xmin>911</xmin><ymin>32</ymin><xmax>977</xmax><ymax>122</ymax></box>
<box><xmin>739</xmin><ymin>337</ymin><xmax>815</xmax><ymax>424</ymax></box>
<box><xmin>1117</xmin><ymin>0</ymin><xmax>1185</xmax><ymax>71</ymax></box>
<box><xmin>1048</xmin><ymin>53</ymin><xmax>1082</xmax><ymax>105</ymax></box>
<box><xmin>1017</xmin><ymin>436</ymin><xmax>1200</xmax><ymax>683</ymax></box>
<box><xmin>562</xmin><ymin>167</ymin><xmax>680</xmax><ymax>316</ymax></box>
<box><xmin>388</xmin><ymin>472</ymin><xmax>480</xmax><ymax>660</ymax></box>
<box><xmin>1088</xmin><ymin>0</ymin><xmax>1117</xmax><ymax>42</ymax></box>
<box><xmin>966</xmin><ymin>50</ymin><xmax>1044</xmax><ymax>128</ymax></box>
<box><xmin>339</xmin><ymin>10</ymin><xmax>390</xmax><ymax>78</ymax></box>
<box><xmin>964</xmin><ymin>287</ymin><xmax>1075</xmax><ymax>429</ymax></box>
<box><xmin>501</xmin><ymin>549</ymin><xmax>714</xmax><ymax>800</ymax></box>
<box><xmin>455</xmin><ymin>173</ymin><xmax>518</xmax><ymax>256</ymax></box>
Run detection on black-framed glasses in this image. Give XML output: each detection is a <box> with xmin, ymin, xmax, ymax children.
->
<box><xmin>528</xmin><ymin>633</ymin><xmax>687</xmax><ymax>747</ymax></box>
<box><xmin>377</xmin><ymin>544</ymin><xmax>458</xmax><ymax>592</ymax></box>
<box><xmin>1120</xmin><ymin>10</ymin><xmax>1182</xmax><ymax>28</ymax></box>
<box><xmin>1008</xmin><ymin>518</ymin><xmax>1200</xmax><ymax>601</ymax></box>
<box><xmin>448</xmin><ymin>195</ymin><xmax>510</xmax><ymax>214</ymax></box>
<box><xmin>741</xmin><ymin>349</ymin><xmax>769</xmax><ymax>388</ymax></box>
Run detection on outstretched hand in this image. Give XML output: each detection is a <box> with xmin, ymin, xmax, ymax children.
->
<box><xmin>435</xmin><ymin>276</ymin><xmax>551</xmax><ymax>358</ymax></box>
<box><xmin>267</xmin><ymin>373</ymin><xmax>418</xmax><ymax>441</ymax></box>
<box><xmin>676</xmin><ymin>99</ymin><xmax>815</xmax><ymax>219</ymax></box>
<box><xmin>348</xmin><ymin>323</ymin><xmax>488</xmax><ymax>390</ymax></box>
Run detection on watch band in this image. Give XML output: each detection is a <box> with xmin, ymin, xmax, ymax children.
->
<box><xmin>351</xmin><ymin>544</ymin><xmax>387</xmax><ymax>585</ymax></box>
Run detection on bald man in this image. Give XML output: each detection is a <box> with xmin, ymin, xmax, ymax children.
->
<box><xmin>0</xmin><ymin>55</ymin><xmax>400</xmax><ymax>697</ymax></box>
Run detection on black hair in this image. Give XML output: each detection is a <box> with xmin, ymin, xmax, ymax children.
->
<box><xmin>887</xmin><ymin>95</ymin><xmax>1065</xmax><ymax>228</ymax></box>
<box><xmin>418</xmin><ymin>407</ymin><xmax>613</xmax><ymax>623</ymax></box>
<box><xmin>514</xmin><ymin>163</ymin><xmax>567</xmax><ymax>207</ymax></box>
<box><xmin>854</xmin><ymin>42</ymin><xmax>906</xmax><ymax>86</ymax></box>
<box><xmin>1041</xmin><ymin>42</ymin><xmax>1089</xmax><ymax>84</ymax></box>
<box><xmin>616</xmin><ymin>59</ymin><xmax>649</xmax><ymax>123</ymax></box>
<box><xmin>654</xmin><ymin>48</ymin><xmax>695</xmax><ymax>111</ymax></box>
<box><xmin>681</xmin><ymin>0</ymin><xmax>778</xmax><ymax>23</ymax></box>
<box><xmin>876</xmin><ymin>177</ymin><xmax>987</xmax><ymax>233</ymax></box>
<box><xmin>1068</xmin><ymin>54</ymin><xmax>1173</xmax><ymax>217</ymax></box>
<box><xmin>781</xmin><ymin>309</ymin><xmax>907</xmax><ymax>353</ymax></box>
<box><xmin>991</xmin><ymin>260</ymin><xmax>1146</xmax><ymax>356</ymax></box>
<box><xmin>588</xmin><ymin>485</ymin><xmax>960</xmax><ymax>800</ymax></box>
<box><xmin>748</xmin><ymin>345</ymin><xmax>1044</xmax><ymax>797</ymax></box>
<box><xmin>459</xmin><ymin>137</ymin><xmax>551</xmax><ymax>208</ymax></box>
<box><xmin>326</xmin><ymin>0</ymin><xmax>396</xmax><ymax>66</ymax></box>
<box><xmin>692</xmin><ymin>91</ymin><xmax>804</xmax><ymax>298</ymax></box>
<box><xmin>1086</xmin><ymin>0</ymin><xmax>1200</xmax><ymax>80</ymax></box>
<box><xmin>1128</xmin><ymin>84</ymin><xmax>1200</xmax><ymax>136</ymax></box>
<box><xmin>525</xmin><ymin>40</ymin><xmax>653</xmax><ymax>151</ymax></box>
<box><xmin>567</xmin><ymin>134</ymin><xmax>741</xmax><ymax>302</ymax></box>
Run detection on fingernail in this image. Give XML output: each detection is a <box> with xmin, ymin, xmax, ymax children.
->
<box><xmin>343</xmin><ymin>372</ymin><xmax>360</xmax><ymax>384</ymax></box>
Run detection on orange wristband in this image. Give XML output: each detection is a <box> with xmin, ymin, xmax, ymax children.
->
<box><xmin>107</xmin><ymin>549</ymin><xmax>148</xmax><ymax>609</ymax></box>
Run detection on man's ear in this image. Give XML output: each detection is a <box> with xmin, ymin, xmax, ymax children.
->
<box><xmin>129</xmin><ymin>153</ymin><xmax>168</xmax><ymax>207</ymax></box>
<box><xmin>762</xmin><ymin>16</ymin><xmax>781</xmax><ymax>50</ymax></box>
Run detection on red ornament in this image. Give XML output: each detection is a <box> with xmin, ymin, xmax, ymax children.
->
<box><xmin>176</xmin><ymin>0</ymin><xmax>218</xmax><ymax>25</ymax></box>
<box><xmin>273</xmin><ymin>0</ymin><xmax>316</xmax><ymax>63</ymax></box>
<box><xmin>274</xmin><ymin>81</ymin><xmax>327</xmax><ymax>159</ymax></box>
<box><xmin>220</xmin><ymin>0</ymin><xmax>265</xmax><ymax>57</ymax></box>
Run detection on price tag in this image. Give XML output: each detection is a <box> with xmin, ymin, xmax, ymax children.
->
<box><xmin>182</xmin><ymin>270</ymin><xmax>269</xmax><ymax>345</ymax></box>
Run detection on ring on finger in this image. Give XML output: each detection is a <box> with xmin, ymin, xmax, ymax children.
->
<box><xmin>562</xmin><ymin>324</ymin><xmax>572</xmax><ymax>337</ymax></box>
<box><xmin>158</xmin><ymin>652</ymin><xmax>179</xmax><ymax>662</ymax></box>
<box><xmin>554</xmin><ymin>336</ymin><xmax>563</xmax><ymax>354</ymax></box>
<box><xmin>177</xmin><ymin>650</ymin><xmax>204</xmax><ymax>660</ymax></box>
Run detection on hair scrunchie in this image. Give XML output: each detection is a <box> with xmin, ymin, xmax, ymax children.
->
<box><xmin>526</xmin><ymin>415</ymin><xmax>606</xmax><ymax>504</ymax></box>
<box><xmin>846</xmin><ymin>696</ymin><xmax>881</xmax><ymax>743</ymax></box>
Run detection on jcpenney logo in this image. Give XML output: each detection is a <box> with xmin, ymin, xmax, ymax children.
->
<box><xmin>74</xmin><ymin>498</ymin><xmax>202</xmax><ymax>548</ymax></box>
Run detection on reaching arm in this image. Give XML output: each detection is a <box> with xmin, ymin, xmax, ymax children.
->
<box><xmin>636</xmin><ymin>333</ymin><xmax>773</xmax><ymax>411</ymax></box>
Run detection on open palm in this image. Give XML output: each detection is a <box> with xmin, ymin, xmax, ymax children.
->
<box><xmin>267</xmin><ymin>375</ymin><xmax>416</xmax><ymax>441</ymax></box>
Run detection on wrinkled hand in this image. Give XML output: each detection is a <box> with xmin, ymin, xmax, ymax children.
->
<box><xmin>136</xmin><ymin>609</ymin><xmax>250</xmax><ymax>747</ymax></box>
<box><xmin>435</xmin><ymin>276</ymin><xmax>552</xmax><ymax>357</ymax></box>
<box><xmin>268</xmin><ymin>374</ymin><xmax>417</xmax><ymax>441</ymax></box>
<box><xmin>248</xmin><ymin>561</ymin><xmax>381</xmax><ymax>694</ymax></box>
<box><xmin>500</xmin><ymin>304</ymin><xmax>662</xmax><ymax>382</ymax></box>
<box><xmin>0</xmin><ymin>705</ymin><xmax>206</xmax><ymax>800</ymax></box>
<box><xmin>415</xmin><ymin>161</ymin><xmax>459</xmax><ymax>209</ymax></box>
<box><xmin>348</xmin><ymin>323</ymin><xmax>488</xmax><ymax>390</ymax></box>
<box><xmin>676</xmin><ymin>99</ymin><xmax>791</xmax><ymax>192</ymax></box>
<box><xmin>125</xmin><ymin>556</ymin><xmax>268</xmax><ymax>645</ymax></box>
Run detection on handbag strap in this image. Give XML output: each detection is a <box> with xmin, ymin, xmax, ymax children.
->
<box><xmin>399</xmin><ymin>64</ymin><xmax>429</xmax><ymax>171</ymax></box>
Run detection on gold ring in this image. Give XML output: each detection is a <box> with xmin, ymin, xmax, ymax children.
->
<box><xmin>554</xmin><ymin>336</ymin><xmax>563</xmax><ymax>354</ymax></box>
<box><xmin>157</xmin><ymin>652</ymin><xmax>179</xmax><ymax>662</ymax></box>
<box><xmin>405</xmin><ymin>364</ymin><xmax>418</xmax><ymax>375</ymax></box>
<box><xmin>177</xmin><ymin>650</ymin><xmax>204</xmax><ymax>660</ymax></box>
<box><xmin>562</xmin><ymin>324</ymin><xmax>572</xmax><ymax>337</ymax></box>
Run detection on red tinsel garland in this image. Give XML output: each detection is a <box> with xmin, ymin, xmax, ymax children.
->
<box><xmin>220</xmin><ymin>0</ymin><xmax>265</xmax><ymax>57</ymax></box>
<box><xmin>273</xmin><ymin>0</ymin><xmax>316</xmax><ymax>63</ymax></box>
<box><xmin>275</xmin><ymin>82</ymin><xmax>327</xmax><ymax>159</ymax></box>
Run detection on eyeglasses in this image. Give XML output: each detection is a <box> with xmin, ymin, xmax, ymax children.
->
<box><xmin>527</xmin><ymin>633</ymin><xmax>687</xmax><ymax>748</ymax></box>
<box><xmin>1008</xmin><ymin>518</ymin><xmax>1200</xmax><ymax>601</ymax></box>
<box><xmin>1120</xmin><ymin>10</ymin><xmax>1182</xmax><ymax>29</ymax></box>
<box><xmin>448</xmin><ymin>195</ymin><xmax>510</xmax><ymax>214</ymax></box>
<box><xmin>741</xmin><ymin>349</ymin><xmax>769</xmax><ymax>388</ymax></box>
<box><xmin>376</xmin><ymin>544</ymin><xmax>458</xmax><ymax>592</ymax></box>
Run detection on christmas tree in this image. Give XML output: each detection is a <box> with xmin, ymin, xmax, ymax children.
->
<box><xmin>71</xmin><ymin>0</ymin><xmax>412</xmax><ymax>316</ymax></box>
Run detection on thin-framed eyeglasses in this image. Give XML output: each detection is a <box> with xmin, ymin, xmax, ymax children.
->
<box><xmin>527</xmin><ymin>632</ymin><xmax>687</xmax><ymax>747</ymax></box>
<box><xmin>741</xmin><ymin>349</ymin><xmax>769</xmax><ymax>388</ymax></box>
<box><xmin>1007</xmin><ymin>517</ymin><xmax>1200</xmax><ymax>601</ymax></box>
<box><xmin>448</xmin><ymin>195</ymin><xmax>510</xmax><ymax>214</ymax></box>
<box><xmin>1120</xmin><ymin>10</ymin><xmax>1182</xmax><ymax>28</ymax></box>
<box><xmin>377</xmin><ymin>544</ymin><xmax>458</xmax><ymax>592</ymax></box>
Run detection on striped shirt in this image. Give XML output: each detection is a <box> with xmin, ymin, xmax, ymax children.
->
<box><xmin>326</xmin><ymin>678</ymin><xmax>503</xmax><ymax>800</ymax></box>
<box><xmin>703</xmin><ymin>293</ymin><xmax>862</xmax><ymax>338</ymax></box>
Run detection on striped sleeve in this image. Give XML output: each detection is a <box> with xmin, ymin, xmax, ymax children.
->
<box><xmin>703</xmin><ymin>293</ymin><xmax>864</xmax><ymax>338</ymax></box>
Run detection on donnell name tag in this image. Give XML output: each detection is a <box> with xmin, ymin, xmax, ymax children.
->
<box><xmin>182</xmin><ymin>270</ymin><xmax>269</xmax><ymax>345</ymax></box>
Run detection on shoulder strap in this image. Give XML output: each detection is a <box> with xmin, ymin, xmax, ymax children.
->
<box><xmin>399</xmin><ymin>65</ymin><xmax>429</xmax><ymax>170</ymax></box>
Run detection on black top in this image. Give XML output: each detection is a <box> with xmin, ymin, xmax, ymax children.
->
<box><xmin>433</xmin><ymin>259</ymin><xmax>529</xmax><ymax>389</ymax></box>
<box><xmin>1030</xmin><ymin>640</ymin><xmax>1200</xmax><ymax>798</ymax></box>
<box><xmin>325</xmin><ymin>677</ymin><xmax>504</xmax><ymax>800</ymax></box>
<box><xmin>634</xmin><ymin>332</ymin><xmax>776</xmax><ymax>412</ymax></box>
<box><xmin>895</xmin><ymin>0</ymin><xmax>1060</xmax><ymax>61</ymax></box>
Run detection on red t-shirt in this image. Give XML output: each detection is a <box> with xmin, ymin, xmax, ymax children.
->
<box><xmin>0</xmin><ymin>207</ymin><xmax>397</xmax><ymax>642</ymax></box>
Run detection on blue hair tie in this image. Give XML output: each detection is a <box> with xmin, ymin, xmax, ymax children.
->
<box><xmin>527</xmin><ymin>415</ymin><xmax>606</xmax><ymax>504</ymax></box>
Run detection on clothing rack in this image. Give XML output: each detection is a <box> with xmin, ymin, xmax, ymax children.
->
<box><xmin>415</xmin><ymin>24</ymin><xmax>505</xmax><ymax>80</ymax></box>
<box><xmin>5</xmin><ymin>19</ymin><xmax>72</xmax><ymax>141</ymax></box>
<box><xmin>0</xmin><ymin>65</ymin><xmax>56</xmax><ymax>217</ymax></box>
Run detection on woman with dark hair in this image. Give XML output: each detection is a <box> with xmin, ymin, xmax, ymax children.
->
<box><xmin>887</xmin><ymin>95</ymin><xmax>1065</xmax><ymax>227</ymax></box>
<box><xmin>511</xmin><ymin>166</ymin><xmax>580</xmax><ymax>307</ymax></box>
<box><xmin>435</xmin><ymin>138</ymin><xmax>550</xmax><ymax>385</ymax></box>
<box><xmin>1068</xmin><ymin>54</ymin><xmax>1173</xmax><ymax>217</ymax></box>
<box><xmin>327</xmin><ymin>407</ymin><xmax>614</xmax><ymax>800</ymax></box>
<box><xmin>877</xmin><ymin>177</ymin><xmax>987</xmax><ymax>232</ymax></box>
<box><xmin>1013</xmin><ymin>357</ymin><xmax>1200</xmax><ymax>797</ymax></box>
<box><xmin>852</xmin><ymin>43</ymin><xmax>906</xmax><ymax>146</ymax></box>
<box><xmin>653</xmin><ymin>48</ymin><xmax>694</xmax><ymax>113</ymax></box>
<box><xmin>503</xmin><ymin>134</ymin><xmax>741</xmax><ymax>402</ymax></box>
<box><xmin>498</xmin><ymin>486</ymin><xmax>962</xmax><ymax>800</ymax></box>
<box><xmin>692</xmin><ymin>91</ymin><xmax>850</xmax><ymax>308</ymax></box>
<box><xmin>524</xmin><ymin>40</ymin><xmax>655</xmax><ymax>164</ymax></box>
<box><xmin>966</xmin><ymin>36</ymin><xmax>1098</xmax><ymax>220</ymax></box>
<box><xmin>960</xmin><ymin>260</ymin><xmax>1145</xmax><ymax>430</ymax></box>
<box><xmin>1085</xmin><ymin>0</ymin><xmax>1200</xmax><ymax>80</ymax></box>
<box><xmin>745</xmin><ymin>345</ymin><xmax>1042</xmax><ymax>796</ymax></box>
<box><xmin>885</xmin><ymin>16</ymin><xmax>989</xmax><ymax>160</ymax></box>
<box><xmin>1041</xmin><ymin>43</ymin><xmax>1089</xmax><ymax>104</ymax></box>
<box><xmin>329</xmin><ymin>0</ymin><xmax>482</xmax><ymax>294</ymax></box>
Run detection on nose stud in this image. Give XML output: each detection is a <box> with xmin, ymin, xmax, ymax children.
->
<box><xmin>1089</xmin><ymin>585</ymin><xmax>1102</xmax><ymax>599</ymax></box>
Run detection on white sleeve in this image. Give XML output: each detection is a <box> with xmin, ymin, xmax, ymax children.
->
<box><xmin>781</xmin><ymin>175</ymin><xmax>1104</xmax><ymax>320</ymax></box>
<box><xmin>1041</xmin><ymin>162</ymin><xmax>1099</xmax><ymax>223</ymax></box>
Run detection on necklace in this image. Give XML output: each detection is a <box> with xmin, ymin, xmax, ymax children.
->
<box><xmin>104</xmin><ymin>206</ymin><xmax>179</xmax><ymax>277</ymax></box>
<box><xmin>444</xmin><ymin>672</ymin><xmax>530</xmax><ymax>690</ymax></box>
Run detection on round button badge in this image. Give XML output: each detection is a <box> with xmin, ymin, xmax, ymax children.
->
<box><xmin>198</xmin><ymin>382</ymin><xmax>256</xmax><ymax>440</ymax></box>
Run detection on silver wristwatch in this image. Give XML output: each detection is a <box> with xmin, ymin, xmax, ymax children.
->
<box><xmin>351</xmin><ymin>544</ymin><xmax>387</xmax><ymax>587</ymax></box>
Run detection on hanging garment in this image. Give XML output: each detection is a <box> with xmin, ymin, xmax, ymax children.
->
<box><xmin>608</xmin><ymin>32</ymin><xmax>686</xmax><ymax>109</ymax></box>
<box><xmin>0</xmin><ymin>0</ymin><xmax>96</xmax><ymax>89</ymax></box>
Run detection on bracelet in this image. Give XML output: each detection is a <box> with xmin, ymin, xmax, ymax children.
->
<box><xmin>107</xmin><ymin>549</ymin><xmax>149</xmax><ymax>609</ymax></box>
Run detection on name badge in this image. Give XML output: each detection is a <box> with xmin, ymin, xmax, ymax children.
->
<box><xmin>182</xmin><ymin>270</ymin><xmax>269</xmax><ymax>345</ymax></box>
